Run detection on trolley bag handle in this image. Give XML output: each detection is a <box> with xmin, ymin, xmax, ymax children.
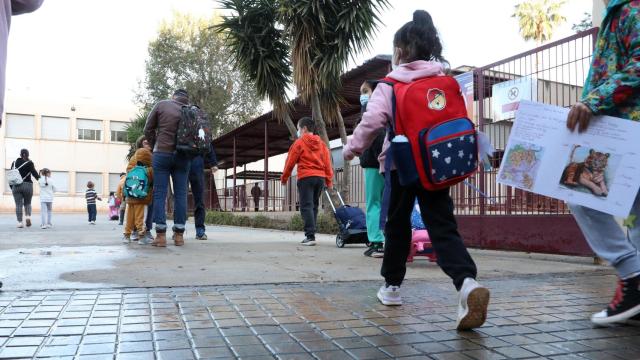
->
<box><xmin>323</xmin><ymin>187</ymin><xmax>348</xmax><ymax>212</ymax></box>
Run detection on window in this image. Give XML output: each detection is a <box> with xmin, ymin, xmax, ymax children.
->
<box><xmin>49</xmin><ymin>171</ymin><xmax>70</xmax><ymax>193</ymax></box>
<box><xmin>77</xmin><ymin>119</ymin><xmax>102</xmax><ymax>141</ymax></box>
<box><xmin>5</xmin><ymin>113</ymin><xmax>35</xmax><ymax>138</ymax></box>
<box><xmin>109</xmin><ymin>173</ymin><xmax>122</xmax><ymax>193</ymax></box>
<box><xmin>76</xmin><ymin>172</ymin><xmax>103</xmax><ymax>195</ymax></box>
<box><xmin>110</xmin><ymin>121</ymin><xmax>127</xmax><ymax>143</ymax></box>
<box><xmin>41</xmin><ymin>116</ymin><xmax>70</xmax><ymax>140</ymax></box>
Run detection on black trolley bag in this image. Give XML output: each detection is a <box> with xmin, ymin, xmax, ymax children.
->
<box><xmin>324</xmin><ymin>188</ymin><xmax>369</xmax><ymax>248</ymax></box>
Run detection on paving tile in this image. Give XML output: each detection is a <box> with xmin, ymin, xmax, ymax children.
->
<box><xmin>117</xmin><ymin>341</ymin><xmax>154</xmax><ymax>353</ymax></box>
<box><xmin>494</xmin><ymin>346</ymin><xmax>540</xmax><ymax>359</ymax></box>
<box><xmin>77</xmin><ymin>342</ymin><xmax>116</xmax><ymax>355</ymax></box>
<box><xmin>36</xmin><ymin>344</ymin><xmax>79</xmax><ymax>357</ymax></box>
<box><xmin>116</xmin><ymin>352</ymin><xmax>155</xmax><ymax>360</ymax></box>
<box><xmin>5</xmin><ymin>336</ymin><xmax>45</xmax><ymax>346</ymax></box>
<box><xmin>0</xmin><ymin>345</ymin><xmax>39</xmax><ymax>358</ymax></box>
<box><xmin>156</xmin><ymin>349</ymin><xmax>196</xmax><ymax>360</ymax></box>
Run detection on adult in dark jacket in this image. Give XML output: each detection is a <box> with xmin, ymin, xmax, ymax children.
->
<box><xmin>11</xmin><ymin>148</ymin><xmax>39</xmax><ymax>228</ymax></box>
<box><xmin>359</xmin><ymin>80</ymin><xmax>385</xmax><ymax>258</ymax></box>
<box><xmin>144</xmin><ymin>89</ymin><xmax>191</xmax><ymax>247</ymax></box>
<box><xmin>189</xmin><ymin>137</ymin><xmax>218</xmax><ymax>240</ymax></box>
<box><xmin>251</xmin><ymin>183</ymin><xmax>262</xmax><ymax>211</ymax></box>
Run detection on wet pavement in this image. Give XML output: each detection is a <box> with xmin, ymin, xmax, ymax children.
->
<box><xmin>0</xmin><ymin>214</ymin><xmax>603</xmax><ymax>290</ymax></box>
<box><xmin>1</xmin><ymin>272</ymin><xmax>638</xmax><ymax>360</ymax></box>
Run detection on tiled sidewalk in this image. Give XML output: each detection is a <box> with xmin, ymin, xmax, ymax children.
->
<box><xmin>0</xmin><ymin>272</ymin><xmax>638</xmax><ymax>360</ymax></box>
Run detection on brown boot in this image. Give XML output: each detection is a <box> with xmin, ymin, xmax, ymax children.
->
<box><xmin>152</xmin><ymin>232</ymin><xmax>167</xmax><ymax>247</ymax></box>
<box><xmin>174</xmin><ymin>232</ymin><xmax>184</xmax><ymax>246</ymax></box>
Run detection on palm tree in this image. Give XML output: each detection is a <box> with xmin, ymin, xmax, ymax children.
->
<box><xmin>217</xmin><ymin>0</ymin><xmax>388</xmax><ymax>201</ymax></box>
<box><xmin>512</xmin><ymin>0</ymin><xmax>566</xmax><ymax>45</ymax></box>
<box><xmin>124</xmin><ymin>112</ymin><xmax>148</xmax><ymax>160</ymax></box>
<box><xmin>215</xmin><ymin>0</ymin><xmax>297</xmax><ymax>139</ymax></box>
<box><xmin>279</xmin><ymin>0</ymin><xmax>389</xmax><ymax>201</ymax></box>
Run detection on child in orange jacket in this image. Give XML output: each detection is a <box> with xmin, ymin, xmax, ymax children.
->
<box><xmin>281</xmin><ymin>117</ymin><xmax>333</xmax><ymax>246</ymax></box>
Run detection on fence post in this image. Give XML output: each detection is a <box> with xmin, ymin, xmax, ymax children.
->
<box><xmin>476</xmin><ymin>68</ymin><xmax>487</xmax><ymax>216</ymax></box>
<box><xmin>264</xmin><ymin>119</ymin><xmax>269</xmax><ymax>212</ymax></box>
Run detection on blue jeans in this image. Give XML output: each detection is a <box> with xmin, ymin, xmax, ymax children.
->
<box><xmin>145</xmin><ymin>200</ymin><xmax>153</xmax><ymax>232</ymax></box>
<box><xmin>87</xmin><ymin>204</ymin><xmax>97</xmax><ymax>222</ymax></box>
<box><xmin>569</xmin><ymin>192</ymin><xmax>640</xmax><ymax>279</ymax></box>
<box><xmin>152</xmin><ymin>152</ymin><xmax>191</xmax><ymax>233</ymax></box>
<box><xmin>189</xmin><ymin>156</ymin><xmax>206</xmax><ymax>237</ymax></box>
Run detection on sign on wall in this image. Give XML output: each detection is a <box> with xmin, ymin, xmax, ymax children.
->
<box><xmin>492</xmin><ymin>77</ymin><xmax>537</xmax><ymax>121</ymax></box>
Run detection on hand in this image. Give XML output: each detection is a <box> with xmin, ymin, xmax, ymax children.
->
<box><xmin>211</xmin><ymin>166</ymin><xmax>218</xmax><ymax>173</ymax></box>
<box><xmin>566</xmin><ymin>102</ymin><xmax>593</xmax><ymax>133</ymax></box>
<box><xmin>343</xmin><ymin>147</ymin><xmax>355</xmax><ymax>161</ymax></box>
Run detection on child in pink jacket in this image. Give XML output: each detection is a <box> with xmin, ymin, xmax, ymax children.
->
<box><xmin>343</xmin><ymin>10</ymin><xmax>489</xmax><ymax>331</ymax></box>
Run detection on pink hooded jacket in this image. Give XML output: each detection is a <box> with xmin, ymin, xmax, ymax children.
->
<box><xmin>343</xmin><ymin>61</ymin><xmax>445</xmax><ymax>173</ymax></box>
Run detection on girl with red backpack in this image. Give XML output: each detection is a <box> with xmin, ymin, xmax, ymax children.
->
<box><xmin>343</xmin><ymin>10</ymin><xmax>489</xmax><ymax>330</ymax></box>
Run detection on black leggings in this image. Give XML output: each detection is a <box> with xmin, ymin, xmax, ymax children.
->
<box><xmin>382</xmin><ymin>172</ymin><xmax>477</xmax><ymax>290</ymax></box>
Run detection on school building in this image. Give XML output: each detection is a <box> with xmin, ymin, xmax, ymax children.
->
<box><xmin>0</xmin><ymin>92</ymin><xmax>136</xmax><ymax>212</ymax></box>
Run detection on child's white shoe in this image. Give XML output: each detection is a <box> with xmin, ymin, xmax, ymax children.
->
<box><xmin>456</xmin><ymin>278</ymin><xmax>490</xmax><ymax>330</ymax></box>
<box><xmin>377</xmin><ymin>284</ymin><xmax>402</xmax><ymax>306</ymax></box>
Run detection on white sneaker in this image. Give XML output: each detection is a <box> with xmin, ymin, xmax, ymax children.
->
<box><xmin>17</xmin><ymin>222</ymin><xmax>24</xmax><ymax>228</ymax></box>
<box><xmin>456</xmin><ymin>278</ymin><xmax>490</xmax><ymax>330</ymax></box>
<box><xmin>377</xmin><ymin>284</ymin><xmax>402</xmax><ymax>306</ymax></box>
<box><xmin>40</xmin><ymin>225</ymin><xmax>47</xmax><ymax>229</ymax></box>
<box><xmin>130</xmin><ymin>232</ymin><xmax>139</xmax><ymax>241</ymax></box>
<box><xmin>46</xmin><ymin>224</ymin><xmax>53</xmax><ymax>229</ymax></box>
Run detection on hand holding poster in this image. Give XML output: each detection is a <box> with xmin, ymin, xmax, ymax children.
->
<box><xmin>498</xmin><ymin>100</ymin><xmax>640</xmax><ymax>217</ymax></box>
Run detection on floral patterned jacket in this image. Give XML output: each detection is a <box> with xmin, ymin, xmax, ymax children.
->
<box><xmin>582</xmin><ymin>0</ymin><xmax>640</xmax><ymax>120</ymax></box>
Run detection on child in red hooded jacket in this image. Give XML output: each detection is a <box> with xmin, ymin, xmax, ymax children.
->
<box><xmin>281</xmin><ymin>117</ymin><xmax>333</xmax><ymax>246</ymax></box>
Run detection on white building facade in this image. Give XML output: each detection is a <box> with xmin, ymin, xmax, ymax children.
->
<box><xmin>1</xmin><ymin>93</ymin><xmax>135</xmax><ymax>212</ymax></box>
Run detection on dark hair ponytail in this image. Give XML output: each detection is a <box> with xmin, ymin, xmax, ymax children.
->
<box><xmin>394</xmin><ymin>10</ymin><xmax>446</xmax><ymax>64</ymax></box>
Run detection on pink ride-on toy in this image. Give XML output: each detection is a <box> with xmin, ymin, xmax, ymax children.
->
<box><xmin>407</xmin><ymin>229</ymin><xmax>437</xmax><ymax>263</ymax></box>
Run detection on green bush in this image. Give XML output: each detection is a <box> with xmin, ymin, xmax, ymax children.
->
<box><xmin>317</xmin><ymin>213</ymin><xmax>339</xmax><ymax>234</ymax></box>
<box><xmin>204</xmin><ymin>210</ymin><xmax>338</xmax><ymax>234</ymax></box>
<box><xmin>205</xmin><ymin>211</ymin><xmax>235</xmax><ymax>225</ymax></box>
<box><xmin>252</xmin><ymin>215</ymin><xmax>271</xmax><ymax>228</ymax></box>
<box><xmin>233</xmin><ymin>215</ymin><xmax>252</xmax><ymax>227</ymax></box>
<box><xmin>288</xmin><ymin>214</ymin><xmax>305</xmax><ymax>231</ymax></box>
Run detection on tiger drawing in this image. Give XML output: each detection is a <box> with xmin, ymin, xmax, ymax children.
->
<box><xmin>560</xmin><ymin>145</ymin><xmax>610</xmax><ymax>197</ymax></box>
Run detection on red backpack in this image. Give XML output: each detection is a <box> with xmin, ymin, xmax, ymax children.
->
<box><xmin>383</xmin><ymin>75</ymin><xmax>478</xmax><ymax>191</ymax></box>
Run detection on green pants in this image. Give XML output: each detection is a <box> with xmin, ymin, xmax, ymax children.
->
<box><xmin>364</xmin><ymin>168</ymin><xmax>385</xmax><ymax>243</ymax></box>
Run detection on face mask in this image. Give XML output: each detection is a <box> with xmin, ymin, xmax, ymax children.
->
<box><xmin>360</xmin><ymin>94</ymin><xmax>369</xmax><ymax>107</ymax></box>
<box><xmin>296</xmin><ymin>129</ymin><xmax>301</xmax><ymax>137</ymax></box>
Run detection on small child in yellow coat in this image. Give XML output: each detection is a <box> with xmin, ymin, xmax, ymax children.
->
<box><xmin>122</xmin><ymin>148</ymin><xmax>153</xmax><ymax>244</ymax></box>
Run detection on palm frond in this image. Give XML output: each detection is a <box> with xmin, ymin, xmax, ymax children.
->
<box><xmin>215</xmin><ymin>0</ymin><xmax>293</xmax><ymax>122</ymax></box>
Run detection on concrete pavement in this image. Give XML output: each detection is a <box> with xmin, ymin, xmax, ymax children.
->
<box><xmin>0</xmin><ymin>214</ymin><xmax>605</xmax><ymax>291</ymax></box>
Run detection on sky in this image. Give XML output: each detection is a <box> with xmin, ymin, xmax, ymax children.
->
<box><xmin>5</xmin><ymin>0</ymin><xmax>592</xmax><ymax>117</ymax></box>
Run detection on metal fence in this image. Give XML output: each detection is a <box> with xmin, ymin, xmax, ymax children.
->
<box><xmin>212</xmin><ymin>30</ymin><xmax>598</xmax><ymax>217</ymax></box>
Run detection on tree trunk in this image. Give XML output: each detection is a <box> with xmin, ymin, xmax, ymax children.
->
<box><xmin>310</xmin><ymin>93</ymin><xmax>336</xmax><ymax>213</ymax></box>
<box><xmin>283</xmin><ymin>112</ymin><xmax>298</xmax><ymax>140</ymax></box>
<box><xmin>311</xmin><ymin>93</ymin><xmax>331</xmax><ymax>148</ymax></box>
<box><xmin>336</xmin><ymin>106</ymin><xmax>350</xmax><ymax>203</ymax></box>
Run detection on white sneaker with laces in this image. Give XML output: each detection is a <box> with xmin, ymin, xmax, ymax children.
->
<box><xmin>17</xmin><ymin>222</ymin><xmax>24</xmax><ymax>228</ymax></box>
<box><xmin>40</xmin><ymin>225</ymin><xmax>47</xmax><ymax>229</ymax></box>
<box><xmin>456</xmin><ymin>278</ymin><xmax>490</xmax><ymax>330</ymax></box>
<box><xmin>377</xmin><ymin>284</ymin><xmax>402</xmax><ymax>306</ymax></box>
